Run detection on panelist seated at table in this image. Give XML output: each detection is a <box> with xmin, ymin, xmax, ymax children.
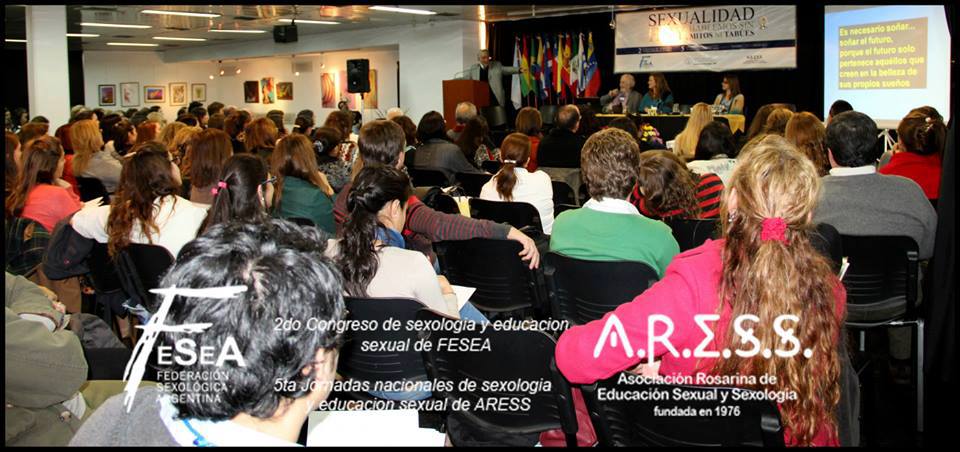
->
<box><xmin>712</xmin><ymin>73</ymin><xmax>745</xmax><ymax>115</ymax></box>
<box><xmin>600</xmin><ymin>74</ymin><xmax>642</xmax><ymax>114</ymax></box>
<box><xmin>638</xmin><ymin>73</ymin><xmax>675</xmax><ymax>114</ymax></box>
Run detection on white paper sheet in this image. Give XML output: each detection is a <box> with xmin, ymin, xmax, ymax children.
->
<box><xmin>450</xmin><ymin>285</ymin><xmax>476</xmax><ymax>310</ymax></box>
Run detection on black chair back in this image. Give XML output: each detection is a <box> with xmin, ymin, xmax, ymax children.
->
<box><xmin>455</xmin><ymin>172</ymin><xmax>491</xmax><ymax>198</ymax></box>
<box><xmin>417</xmin><ymin>309</ymin><xmax>578</xmax><ymax>446</ymax></box>
<box><xmin>578</xmin><ymin>183</ymin><xmax>590</xmax><ymax>205</ymax></box>
<box><xmin>408</xmin><ymin>167</ymin><xmax>449</xmax><ymax>188</ymax></box>
<box><xmin>582</xmin><ymin>376</ymin><xmax>784</xmax><ymax>447</ymax></box>
<box><xmin>663</xmin><ymin>218</ymin><xmax>719</xmax><ymax>252</ymax></box>
<box><xmin>482</xmin><ymin>106</ymin><xmax>508</xmax><ymax>129</ymax></box>
<box><xmin>839</xmin><ymin>235</ymin><xmax>919</xmax><ymax>324</ymax></box>
<box><xmin>481</xmin><ymin>160</ymin><xmax>503</xmax><ymax>174</ymax></box>
<box><xmin>468</xmin><ymin>198</ymin><xmax>543</xmax><ymax>235</ymax></box>
<box><xmin>287</xmin><ymin>217</ymin><xmax>316</xmax><ymax>227</ymax></box>
<box><xmin>75</xmin><ymin>176</ymin><xmax>109</xmax><ymax>203</ymax></box>
<box><xmin>86</xmin><ymin>242</ymin><xmax>125</xmax><ymax>295</ymax></box>
<box><xmin>338</xmin><ymin>297</ymin><xmax>428</xmax><ymax>385</ymax></box>
<box><xmin>434</xmin><ymin>193</ymin><xmax>463</xmax><ymax>215</ymax></box>
<box><xmin>116</xmin><ymin>244</ymin><xmax>175</xmax><ymax>308</ymax></box>
<box><xmin>551</xmin><ymin>180</ymin><xmax>576</xmax><ymax>207</ymax></box>
<box><xmin>435</xmin><ymin>238</ymin><xmax>546</xmax><ymax>316</ymax></box>
<box><xmin>544</xmin><ymin>252</ymin><xmax>658</xmax><ymax>324</ymax></box>
<box><xmin>554</xmin><ymin>204</ymin><xmax>579</xmax><ymax>216</ymax></box>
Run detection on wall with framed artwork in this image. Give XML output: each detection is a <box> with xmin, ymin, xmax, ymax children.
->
<box><xmin>120</xmin><ymin>82</ymin><xmax>140</xmax><ymax>107</ymax></box>
<box><xmin>144</xmin><ymin>85</ymin><xmax>165</xmax><ymax>104</ymax></box>
<box><xmin>192</xmin><ymin>83</ymin><xmax>206</xmax><ymax>103</ymax></box>
<box><xmin>98</xmin><ymin>84</ymin><xmax>116</xmax><ymax>106</ymax></box>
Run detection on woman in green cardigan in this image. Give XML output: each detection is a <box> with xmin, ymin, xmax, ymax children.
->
<box><xmin>270</xmin><ymin>134</ymin><xmax>336</xmax><ymax>233</ymax></box>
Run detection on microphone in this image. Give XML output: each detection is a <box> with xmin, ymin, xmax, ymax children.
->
<box><xmin>452</xmin><ymin>67</ymin><xmax>474</xmax><ymax>79</ymax></box>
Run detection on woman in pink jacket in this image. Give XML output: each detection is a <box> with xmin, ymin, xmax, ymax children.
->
<box><xmin>556</xmin><ymin>136</ymin><xmax>846</xmax><ymax>446</ymax></box>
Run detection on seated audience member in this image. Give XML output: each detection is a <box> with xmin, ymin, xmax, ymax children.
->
<box><xmin>312</xmin><ymin>127</ymin><xmax>351</xmax><ymax>193</ymax></box>
<box><xmin>515</xmin><ymin>107</ymin><xmax>544</xmax><ymax>171</ymax></box>
<box><xmin>555</xmin><ymin>139</ymin><xmax>846</xmax><ymax>446</ymax></box>
<box><xmin>448</xmin><ymin>101</ymin><xmax>478</xmax><ymax>142</ymax></box>
<box><xmin>292</xmin><ymin>115</ymin><xmax>314</xmax><ymax>137</ymax></box>
<box><xmin>672</xmin><ymin>102</ymin><xmax>714</xmax><ymax>161</ymax></box>
<box><xmin>271</xmin><ymin>134</ymin><xmax>336</xmax><ymax>233</ymax></box>
<box><xmin>71</xmin><ymin>119</ymin><xmax>123</xmax><ymax>193</ymax></box>
<box><xmin>170</xmin><ymin>126</ymin><xmax>201</xmax><ymax>171</ymax></box>
<box><xmin>6</xmin><ymin>132</ymin><xmax>21</xmax><ymax>196</ymax></box>
<box><xmin>206</xmin><ymin>113</ymin><xmax>226</xmax><ymax>131</ymax></box>
<box><xmin>878</xmin><ymin>106</ymin><xmax>946</xmax><ymax>200</ymax></box>
<box><xmin>742</xmin><ymin>103</ymin><xmax>777</xmax><ymax>146</ymax></box>
<box><xmin>71</xmin><ymin>143</ymin><xmax>209</xmax><ymax>258</ymax></box>
<box><xmin>267</xmin><ymin>110</ymin><xmax>287</xmax><ymax>137</ymax></box>
<box><xmin>785</xmin><ymin>112</ymin><xmax>830</xmax><ymax>177</ymax></box>
<box><xmin>186</xmin><ymin>129</ymin><xmax>234</xmax><ymax>205</ymax></box>
<box><xmin>814</xmin><ymin>111</ymin><xmax>937</xmax><ymax>259</ymax></box>
<box><xmin>158</xmin><ymin>121</ymin><xmax>188</xmax><ymax>153</ymax></box>
<box><xmin>712</xmin><ymin>73</ymin><xmax>745</xmax><ymax>114</ymax></box>
<box><xmin>537</xmin><ymin>105</ymin><xmax>586</xmax><ymax>168</ymax></box>
<box><xmin>385</xmin><ymin>107</ymin><xmax>404</xmax><ymax>121</ymax></box>
<box><xmin>480</xmin><ymin>133</ymin><xmax>555</xmax><ymax>234</ymax></box>
<box><xmin>190</xmin><ymin>107</ymin><xmax>208</xmax><ymax>128</ymax></box>
<box><xmin>390</xmin><ymin>115</ymin><xmax>419</xmax><ymax>154</ymax></box>
<box><xmin>633</xmin><ymin>150</ymin><xmax>719</xmax><ymax>221</ymax></box>
<box><xmin>607</xmin><ymin>117</ymin><xmax>639</xmax><ymax>143</ymax></box>
<box><xmin>827</xmin><ymin>100</ymin><xmax>853</xmax><ymax>125</ymax></box>
<box><xmin>323</xmin><ymin>110</ymin><xmax>358</xmax><ymax>162</ymax></box>
<box><xmin>70</xmin><ymin>219</ymin><xmax>346</xmax><ymax>446</ymax></box>
<box><xmin>207</xmin><ymin>101</ymin><xmax>225</xmax><ymax>117</ymax></box>
<box><xmin>687</xmin><ymin>121</ymin><xmax>737</xmax><ymax>184</ymax></box>
<box><xmin>134</xmin><ymin>120</ymin><xmax>160</xmax><ymax>146</ymax></box>
<box><xmin>576</xmin><ymin>105</ymin><xmax>601</xmax><ymax>139</ymax></box>
<box><xmin>244</xmin><ymin>117</ymin><xmax>279</xmax><ymax>163</ymax></box>
<box><xmin>455</xmin><ymin>116</ymin><xmax>499</xmax><ymax>168</ymax></box>
<box><xmin>17</xmin><ymin>121</ymin><xmax>49</xmax><ymax>145</ymax></box>
<box><xmin>550</xmin><ymin>128</ymin><xmax>679</xmax><ymax>277</ymax></box>
<box><xmin>198</xmin><ymin>154</ymin><xmax>271</xmax><ymax>235</ymax></box>
<box><xmin>103</xmin><ymin>119</ymin><xmax>136</xmax><ymax>157</ymax></box>
<box><xmin>413</xmin><ymin>111</ymin><xmax>483</xmax><ymax>184</ymax></box>
<box><xmin>334</xmin><ymin>120</ymin><xmax>539</xmax><ymax>268</ymax></box>
<box><xmin>224</xmin><ymin>112</ymin><xmax>250</xmax><ymax>154</ymax></box>
<box><xmin>762</xmin><ymin>107</ymin><xmax>794</xmax><ymax>136</ymax></box>
<box><xmin>176</xmin><ymin>113</ymin><xmax>199</xmax><ymax>127</ymax></box>
<box><xmin>5</xmin><ymin>136</ymin><xmax>81</xmax><ymax>232</ymax></box>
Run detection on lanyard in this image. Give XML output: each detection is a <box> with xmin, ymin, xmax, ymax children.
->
<box><xmin>183</xmin><ymin>419</ymin><xmax>215</xmax><ymax>447</ymax></box>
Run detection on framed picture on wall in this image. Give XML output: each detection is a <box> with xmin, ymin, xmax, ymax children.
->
<box><xmin>169</xmin><ymin>82</ymin><xmax>188</xmax><ymax>106</ymax></box>
<box><xmin>277</xmin><ymin>82</ymin><xmax>293</xmax><ymax>101</ymax></box>
<box><xmin>244</xmin><ymin>81</ymin><xmax>259</xmax><ymax>103</ymax></box>
<box><xmin>191</xmin><ymin>83</ymin><xmax>207</xmax><ymax>102</ymax></box>
<box><xmin>98</xmin><ymin>84</ymin><xmax>116</xmax><ymax>106</ymax></box>
<box><xmin>260</xmin><ymin>77</ymin><xmax>276</xmax><ymax>104</ymax></box>
<box><xmin>120</xmin><ymin>82</ymin><xmax>140</xmax><ymax>107</ymax></box>
<box><xmin>144</xmin><ymin>85</ymin><xmax>165</xmax><ymax>103</ymax></box>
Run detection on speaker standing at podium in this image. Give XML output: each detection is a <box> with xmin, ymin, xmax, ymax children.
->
<box><xmin>458</xmin><ymin>49</ymin><xmax>525</xmax><ymax>108</ymax></box>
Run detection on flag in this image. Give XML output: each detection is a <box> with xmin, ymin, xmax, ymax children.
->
<box><xmin>536</xmin><ymin>35</ymin><xmax>547</xmax><ymax>100</ymax></box>
<box><xmin>560</xmin><ymin>34</ymin><xmax>572</xmax><ymax>98</ymax></box>
<box><xmin>511</xmin><ymin>38</ymin><xmax>522</xmax><ymax>109</ymax></box>
<box><xmin>543</xmin><ymin>35</ymin><xmax>554</xmax><ymax>101</ymax></box>
<box><xmin>555</xmin><ymin>34</ymin><xmax>565</xmax><ymax>97</ymax></box>
<box><xmin>584</xmin><ymin>32</ymin><xmax>601</xmax><ymax>97</ymax></box>
<box><xmin>519</xmin><ymin>36</ymin><xmax>531</xmax><ymax>97</ymax></box>
<box><xmin>577</xmin><ymin>33</ymin><xmax>587</xmax><ymax>96</ymax></box>
<box><xmin>530</xmin><ymin>35</ymin><xmax>541</xmax><ymax>99</ymax></box>
<box><xmin>569</xmin><ymin>33</ymin><xmax>582</xmax><ymax>97</ymax></box>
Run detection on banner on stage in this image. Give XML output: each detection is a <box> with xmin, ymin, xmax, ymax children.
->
<box><xmin>614</xmin><ymin>5</ymin><xmax>796</xmax><ymax>73</ymax></box>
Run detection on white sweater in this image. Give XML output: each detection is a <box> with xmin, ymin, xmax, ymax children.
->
<box><xmin>479</xmin><ymin>168</ymin><xmax>555</xmax><ymax>234</ymax></box>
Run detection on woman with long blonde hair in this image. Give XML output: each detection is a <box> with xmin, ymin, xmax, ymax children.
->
<box><xmin>672</xmin><ymin>103</ymin><xmax>714</xmax><ymax>160</ymax></box>
<box><xmin>556</xmin><ymin>135</ymin><xmax>845</xmax><ymax>446</ymax></box>
<box><xmin>157</xmin><ymin>121</ymin><xmax>188</xmax><ymax>153</ymax></box>
<box><xmin>71</xmin><ymin>118</ymin><xmax>123</xmax><ymax>193</ymax></box>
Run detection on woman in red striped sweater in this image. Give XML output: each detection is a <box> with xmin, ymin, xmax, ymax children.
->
<box><xmin>631</xmin><ymin>150</ymin><xmax>724</xmax><ymax>220</ymax></box>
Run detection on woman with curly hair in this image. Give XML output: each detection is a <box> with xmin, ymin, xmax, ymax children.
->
<box><xmin>557</xmin><ymin>138</ymin><xmax>846</xmax><ymax>446</ymax></box>
<box><xmin>631</xmin><ymin>150</ymin><xmax>725</xmax><ymax>220</ymax></box>
<box><xmin>70</xmin><ymin>142</ymin><xmax>209</xmax><ymax>258</ymax></box>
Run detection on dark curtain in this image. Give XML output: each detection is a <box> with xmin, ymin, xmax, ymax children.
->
<box><xmin>6</xmin><ymin>48</ymin><xmax>86</xmax><ymax>123</ymax></box>
<box><xmin>486</xmin><ymin>4</ymin><xmax>824</xmax><ymax>125</ymax></box>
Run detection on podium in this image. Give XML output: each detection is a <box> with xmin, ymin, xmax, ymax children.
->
<box><xmin>442</xmin><ymin>80</ymin><xmax>490</xmax><ymax>131</ymax></box>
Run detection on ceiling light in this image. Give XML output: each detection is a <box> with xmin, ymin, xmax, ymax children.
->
<box><xmin>80</xmin><ymin>22</ymin><xmax>152</xmax><ymax>29</ymax></box>
<box><xmin>277</xmin><ymin>18</ymin><xmax>339</xmax><ymax>25</ymax></box>
<box><xmin>235</xmin><ymin>68</ymin><xmax>241</xmax><ymax>74</ymax></box>
<box><xmin>6</xmin><ymin>39</ymin><xmax>27</xmax><ymax>43</ymax></box>
<box><xmin>219</xmin><ymin>69</ymin><xmax>225</xmax><ymax>75</ymax></box>
<box><xmin>66</xmin><ymin>33</ymin><xmax>100</xmax><ymax>38</ymax></box>
<box><xmin>295</xmin><ymin>71</ymin><xmax>300</xmax><ymax>76</ymax></box>
<box><xmin>209</xmin><ymin>29</ymin><xmax>267</xmax><ymax>34</ymax></box>
<box><xmin>141</xmin><ymin>9</ymin><xmax>221</xmax><ymax>18</ymax></box>
<box><xmin>209</xmin><ymin>75</ymin><xmax>215</xmax><ymax>80</ymax></box>
<box><xmin>369</xmin><ymin>6</ymin><xmax>437</xmax><ymax>15</ymax></box>
<box><xmin>153</xmin><ymin>36</ymin><xmax>207</xmax><ymax>42</ymax></box>
<box><xmin>107</xmin><ymin>42</ymin><xmax>160</xmax><ymax>47</ymax></box>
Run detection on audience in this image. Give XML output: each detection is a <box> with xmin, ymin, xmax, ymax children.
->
<box><xmin>271</xmin><ymin>134</ymin><xmax>336</xmax><ymax>233</ymax></box>
<box><xmin>448</xmin><ymin>101</ymin><xmax>478</xmax><ymax>142</ymax></box>
<box><xmin>311</xmin><ymin>126</ymin><xmax>351</xmax><ymax>193</ymax></box>
<box><xmin>385</xmin><ymin>107</ymin><xmax>404</xmax><ymax>121</ymax></box>
<box><xmin>334</xmin><ymin>119</ymin><xmax>539</xmax><ymax>268</ymax></box>
<box><xmin>634</xmin><ymin>150</ymin><xmax>724</xmax><ymax>220</ymax></box>
<box><xmin>479</xmin><ymin>133</ymin><xmax>555</xmax><ymax>234</ymax></box>
<box><xmin>556</xmin><ymin>138</ymin><xmax>845</xmax><ymax>446</ymax></box>
<box><xmin>827</xmin><ymin>99</ymin><xmax>853</xmax><ymax>125</ymax></box>
<box><xmin>17</xmin><ymin>121</ymin><xmax>49</xmax><ymax>146</ymax></box>
<box><xmin>293</xmin><ymin>115</ymin><xmax>315</xmax><ymax>137</ymax></box>
<box><xmin>176</xmin><ymin>113</ymin><xmax>199</xmax><ymax>127</ymax></box>
<box><xmin>785</xmin><ymin>112</ymin><xmax>830</xmax><ymax>177</ymax></box>
<box><xmin>323</xmin><ymin>110</ymin><xmax>358</xmax><ymax>162</ymax></box>
<box><xmin>70</xmin><ymin>219</ymin><xmax>346</xmax><ymax>446</ymax></box>
<box><xmin>515</xmin><ymin>107</ymin><xmax>543</xmax><ymax>172</ymax></box>
<box><xmin>186</xmin><ymin>129</ymin><xmax>234</xmax><ymax>205</ymax></box>
<box><xmin>606</xmin><ymin>116</ymin><xmax>639</xmax><ymax>142</ymax></box>
<box><xmin>134</xmin><ymin>120</ymin><xmax>160</xmax><ymax>146</ymax></box>
<box><xmin>672</xmin><ymin>102</ymin><xmax>714</xmax><ymax>161</ymax></box>
<box><xmin>413</xmin><ymin>111</ymin><xmax>483</xmax><ymax>184</ymax></box>
<box><xmin>537</xmin><ymin>105</ymin><xmax>585</xmax><ymax>168</ymax></box>
<box><xmin>206</xmin><ymin>113</ymin><xmax>226</xmax><ymax>131</ymax></box>
<box><xmin>70</xmin><ymin>142</ymin><xmax>208</xmax><ymax>258</ymax></box>
<box><xmin>575</xmin><ymin>105</ymin><xmax>601</xmax><ymax>139</ymax></box>
<box><xmin>198</xmin><ymin>154</ymin><xmax>271</xmax><ymax>235</ymax></box>
<box><xmin>244</xmin><ymin>117</ymin><xmax>279</xmax><ymax>163</ymax></box>
<box><xmin>5</xmin><ymin>132</ymin><xmax>21</xmax><ymax>197</ymax></box>
<box><xmin>5</xmin><ymin>135</ymin><xmax>81</xmax><ymax>232</ymax></box>
<box><xmin>157</xmin><ymin>121</ymin><xmax>188</xmax><ymax>153</ymax></box>
<box><xmin>454</xmin><ymin>116</ymin><xmax>498</xmax><ymax>168</ymax></box>
<box><xmin>550</xmin><ymin>128</ymin><xmax>679</xmax><ymax>277</ymax></box>
<box><xmin>190</xmin><ymin>107</ymin><xmax>208</xmax><ymax>128</ymax></box>
<box><xmin>71</xmin><ymin>118</ymin><xmax>123</xmax><ymax>193</ymax></box>
<box><xmin>878</xmin><ymin>106</ymin><xmax>946</xmax><ymax>200</ymax></box>
<box><xmin>814</xmin><ymin>111</ymin><xmax>937</xmax><ymax>259</ymax></box>
<box><xmin>687</xmin><ymin>121</ymin><xmax>737</xmax><ymax>184</ymax></box>
<box><xmin>206</xmin><ymin>101</ymin><xmax>225</xmax><ymax>117</ymax></box>
<box><xmin>762</xmin><ymin>107</ymin><xmax>794</xmax><ymax>136</ymax></box>
<box><xmin>103</xmin><ymin>119</ymin><xmax>136</xmax><ymax>157</ymax></box>
<box><xmin>267</xmin><ymin>110</ymin><xmax>287</xmax><ymax>137</ymax></box>
<box><xmin>390</xmin><ymin>115</ymin><xmax>419</xmax><ymax>153</ymax></box>
<box><xmin>743</xmin><ymin>103</ymin><xmax>777</xmax><ymax>144</ymax></box>
<box><xmin>224</xmin><ymin>111</ymin><xmax>251</xmax><ymax>154</ymax></box>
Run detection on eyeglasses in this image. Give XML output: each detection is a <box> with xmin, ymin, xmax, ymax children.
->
<box><xmin>260</xmin><ymin>176</ymin><xmax>277</xmax><ymax>187</ymax></box>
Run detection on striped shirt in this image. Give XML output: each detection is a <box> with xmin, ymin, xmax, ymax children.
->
<box><xmin>630</xmin><ymin>172</ymin><xmax>725</xmax><ymax>220</ymax></box>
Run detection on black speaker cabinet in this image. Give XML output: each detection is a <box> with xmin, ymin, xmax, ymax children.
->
<box><xmin>346</xmin><ymin>59</ymin><xmax>370</xmax><ymax>93</ymax></box>
<box><xmin>273</xmin><ymin>24</ymin><xmax>298</xmax><ymax>43</ymax></box>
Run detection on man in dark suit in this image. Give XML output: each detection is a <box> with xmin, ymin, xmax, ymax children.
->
<box><xmin>538</xmin><ymin>105</ymin><xmax>587</xmax><ymax>168</ymax></box>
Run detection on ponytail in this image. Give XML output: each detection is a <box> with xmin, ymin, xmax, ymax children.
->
<box><xmin>198</xmin><ymin>154</ymin><xmax>268</xmax><ymax>235</ymax></box>
<box><xmin>897</xmin><ymin>108</ymin><xmax>946</xmax><ymax>156</ymax></box>
<box><xmin>495</xmin><ymin>133</ymin><xmax>531</xmax><ymax>202</ymax></box>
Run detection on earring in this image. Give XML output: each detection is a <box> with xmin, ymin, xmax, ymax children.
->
<box><xmin>728</xmin><ymin>211</ymin><xmax>737</xmax><ymax>223</ymax></box>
